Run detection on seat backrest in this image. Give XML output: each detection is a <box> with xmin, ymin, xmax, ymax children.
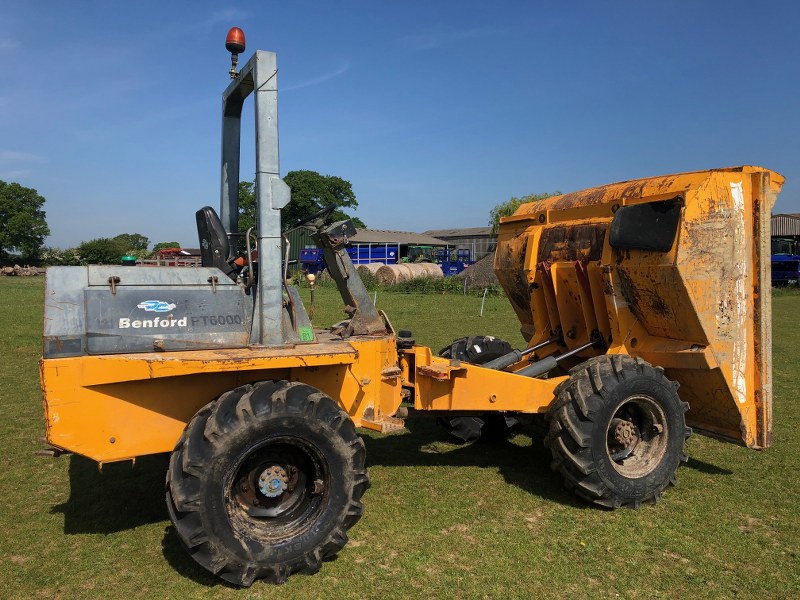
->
<box><xmin>196</xmin><ymin>206</ymin><xmax>237</xmax><ymax>278</ymax></box>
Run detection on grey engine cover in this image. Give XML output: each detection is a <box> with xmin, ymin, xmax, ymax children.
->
<box><xmin>43</xmin><ymin>266</ymin><xmax>252</xmax><ymax>357</ymax></box>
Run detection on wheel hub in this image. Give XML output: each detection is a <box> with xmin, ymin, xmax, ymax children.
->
<box><xmin>605</xmin><ymin>395</ymin><xmax>669</xmax><ymax>478</ymax></box>
<box><xmin>613</xmin><ymin>419</ymin><xmax>638</xmax><ymax>446</ymax></box>
<box><xmin>258</xmin><ymin>465</ymin><xmax>288</xmax><ymax>498</ymax></box>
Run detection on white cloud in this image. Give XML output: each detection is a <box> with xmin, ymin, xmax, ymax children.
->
<box><xmin>0</xmin><ymin>169</ymin><xmax>33</xmax><ymax>180</ymax></box>
<box><xmin>206</xmin><ymin>9</ymin><xmax>250</xmax><ymax>29</ymax></box>
<box><xmin>283</xmin><ymin>62</ymin><xmax>350</xmax><ymax>92</ymax></box>
<box><xmin>0</xmin><ymin>150</ymin><xmax>45</xmax><ymax>163</ymax></box>
<box><xmin>0</xmin><ymin>151</ymin><xmax>45</xmax><ymax>180</ymax></box>
<box><xmin>398</xmin><ymin>27</ymin><xmax>503</xmax><ymax>51</ymax></box>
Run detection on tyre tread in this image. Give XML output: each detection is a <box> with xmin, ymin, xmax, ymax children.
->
<box><xmin>544</xmin><ymin>355</ymin><xmax>690</xmax><ymax>509</ymax></box>
<box><xmin>165</xmin><ymin>380</ymin><xmax>368</xmax><ymax>586</ymax></box>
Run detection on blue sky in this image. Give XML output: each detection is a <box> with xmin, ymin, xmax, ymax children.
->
<box><xmin>2</xmin><ymin>1</ymin><xmax>798</xmax><ymax>248</ymax></box>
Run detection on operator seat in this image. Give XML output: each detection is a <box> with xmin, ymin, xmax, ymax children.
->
<box><xmin>196</xmin><ymin>206</ymin><xmax>237</xmax><ymax>280</ymax></box>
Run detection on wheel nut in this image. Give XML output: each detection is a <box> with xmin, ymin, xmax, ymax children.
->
<box><xmin>258</xmin><ymin>465</ymin><xmax>289</xmax><ymax>498</ymax></box>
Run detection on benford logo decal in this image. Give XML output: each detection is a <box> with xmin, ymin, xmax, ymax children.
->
<box><xmin>119</xmin><ymin>316</ymin><xmax>188</xmax><ymax>329</ymax></box>
<box><xmin>137</xmin><ymin>300</ymin><xmax>176</xmax><ymax>313</ymax></box>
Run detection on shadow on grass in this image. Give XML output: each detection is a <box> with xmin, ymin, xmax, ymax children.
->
<box><xmin>362</xmin><ymin>410</ymin><xmax>585</xmax><ymax>508</ymax></box>
<box><xmin>52</xmin><ymin>454</ymin><xmax>170</xmax><ymax>534</ymax></box>
<box><xmin>53</xmin><ymin>413</ymin><xmax>581</xmax><ymax>535</ymax></box>
<box><xmin>684</xmin><ymin>456</ymin><xmax>733</xmax><ymax>475</ymax></box>
<box><xmin>50</xmin><ymin>410</ymin><xmax>585</xmax><ymax>587</ymax></box>
<box><xmin>51</xmin><ymin>454</ymin><xmax>224</xmax><ymax>585</ymax></box>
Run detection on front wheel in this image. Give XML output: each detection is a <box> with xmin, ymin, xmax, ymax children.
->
<box><xmin>545</xmin><ymin>355</ymin><xmax>691</xmax><ymax>508</ymax></box>
<box><xmin>166</xmin><ymin>381</ymin><xmax>369</xmax><ymax>586</ymax></box>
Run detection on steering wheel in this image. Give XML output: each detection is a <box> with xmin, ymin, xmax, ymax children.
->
<box><xmin>289</xmin><ymin>204</ymin><xmax>337</xmax><ymax>229</ymax></box>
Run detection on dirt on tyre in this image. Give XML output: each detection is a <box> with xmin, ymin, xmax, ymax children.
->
<box><xmin>166</xmin><ymin>380</ymin><xmax>369</xmax><ymax>586</ymax></box>
<box><xmin>544</xmin><ymin>355</ymin><xmax>691</xmax><ymax>508</ymax></box>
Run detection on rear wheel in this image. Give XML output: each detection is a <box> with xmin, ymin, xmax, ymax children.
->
<box><xmin>544</xmin><ymin>355</ymin><xmax>691</xmax><ymax>508</ymax></box>
<box><xmin>437</xmin><ymin>336</ymin><xmax>521</xmax><ymax>443</ymax></box>
<box><xmin>166</xmin><ymin>380</ymin><xmax>369</xmax><ymax>586</ymax></box>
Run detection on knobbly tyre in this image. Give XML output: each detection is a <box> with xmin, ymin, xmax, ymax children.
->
<box><xmin>39</xmin><ymin>28</ymin><xmax>783</xmax><ymax>586</ymax></box>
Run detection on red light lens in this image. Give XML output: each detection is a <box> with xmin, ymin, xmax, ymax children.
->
<box><xmin>225</xmin><ymin>27</ymin><xmax>246</xmax><ymax>54</ymax></box>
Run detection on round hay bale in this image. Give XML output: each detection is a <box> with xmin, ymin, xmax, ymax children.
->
<box><xmin>376</xmin><ymin>264</ymin><xmax>409</xmax><ymax>285</ymax></box>
<box><xmin>356</xmin><ymin>263</ymin><xmax>383</xmax><ymax>277</ymax></box>
<box><xmin>376</xmin><ymin>263</ymin><xmax>443</xmax><ymax>285</ymax></box>
<box><xmin>416</xmin><ymin>263</ymin><xmax>444</xmax><ymax>278</ymax></box>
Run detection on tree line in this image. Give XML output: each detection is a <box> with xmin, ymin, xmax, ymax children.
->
<box><xmin>1</xmin><ymin>170</ymin><xmax>560</xmax><ymax>266</ymax></box>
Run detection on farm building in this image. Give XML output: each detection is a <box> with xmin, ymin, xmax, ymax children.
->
<box><xmin>423</xmin><ymin>226</ymin><xmax>497</xmax><ymax>261</ymax></box>
<box><xmin>348</xmin><ymin>229</ymin><xmax>449</xmax><ymax>263</ymax></box>
<box><xmin>137</xmin><ymin>247</ymin><xmax>201</xmax><ymax>267</ymax></box>
<box><xmin>771</xmin><ymin>213</ymin><xmax>800</xmax><ymax>254</ymax></box>
<box><xmin>284</xmin><ymin>227</ymin><xmax>316</xmax><ymax>266</ymax></box>
<box><xmin>285</xmin><ymin>227</ymin><xmax>449</xmax><ymax>272</ymax></box>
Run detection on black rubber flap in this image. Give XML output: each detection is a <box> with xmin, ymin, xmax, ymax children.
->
<box><xmin>609</xmin><ymin>198</ymin><xmax>682</xmax><ymax>252</ymax></box>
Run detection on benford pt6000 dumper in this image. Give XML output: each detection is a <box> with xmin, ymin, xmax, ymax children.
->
<box><xmin>39</xmin><ymin>30</ymin><xmax>783</xmax><ymax>586</ymax></box>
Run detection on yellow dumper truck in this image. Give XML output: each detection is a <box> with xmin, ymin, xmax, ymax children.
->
<box><xmin>39</xmin><ymin>32</ymin><xmax>783</xmax><ymax>585</ymax></box>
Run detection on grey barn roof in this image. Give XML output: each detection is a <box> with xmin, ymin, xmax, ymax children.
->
<box><xmin>350</xmin><ymin>229</ymin><xmax>448</xmax><ymax>245</ymax></box>
<box><xmin>772</xmin><ymin>214</ymin><xmax>800</xmax><ymax>237</ymax></box>
<box><xmin>423</xmin><ymin>226</ymin><xmax>494</xmax><ymax>238</ymax></box>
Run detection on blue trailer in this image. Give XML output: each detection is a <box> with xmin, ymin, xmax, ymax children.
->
<box><xmin>300</xmin><ymin>244</ymin><xmax>400</xmax><ymax>275</ymax></box>
<box><xmin>299</xmin><ymin>248</ymin><xmax>326</xmax><ymax>275</ymax></box>
<box><xmin>772</xmin><ymin>254</ymin><xmax>800</xmax><ymax>286</ymax></box>
<box><xmin>436</xmin><ymin>248</ymin><xmax>473</xmax><ymax>276</ymax></box>
<box><xmin>771</xmin><ymin>237</ymin><xmax>800</xmax><ymax>286</ymax></box>
<box><xmin>347</xmin><ymin>243</ymin><xmax>399</xmax><ymax>265</ymax></box>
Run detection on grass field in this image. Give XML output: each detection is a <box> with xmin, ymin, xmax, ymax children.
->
<box><xmin>0</xmin><ymin>277</ymin><xmax>797</xmax><ymax>599</ymax></box>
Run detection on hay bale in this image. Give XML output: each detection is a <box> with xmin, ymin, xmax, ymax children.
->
<box><xmin>376</xmin><ymin>263</ymin><xmax>443</xmax><ymax>285</ymax></box>
<box><xmin>356</xmin><ymin>263</ymin><xmax>383</xmax><ymax>277</ymax></box>
<box><xmin>376</xmin><ymin>264</ymin><xmax>410</xmax><ymax>285</ymax></box>
<box><xmin>417</xmin><ymin>263</ymin><xmax>444</xmax><ymax>278</ymax></box>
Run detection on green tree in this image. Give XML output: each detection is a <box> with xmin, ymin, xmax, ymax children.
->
<box><xmin>112</xmin><ymin>233</ymin><xmax>149</xmax><ymax>252</ymax></box>
<box><xmin>40</xmin><ymin>246</ymin><xmax>81</xmax><ymax>266</ymax></box>
<box><xmin>237</xmin><ymin>180</ymin><xmax>256</xmax><ymax>237</ymax></box>
<box><xmin>0</xmin><ymin>180</ymin><xmax>50</xmax><ymax>262</ymax></box>
<box><xmin>282</xmin><ymin>170</ymin><xmax>366</xmax><ymax>229</ymax></box>
<box><xmin>488</xmin><ymin>191</ymin><xmax>562</xmax><ymax>233</ymax></box>
<box><xmin>152</xmin><ymin>241</ymin><xmax>181</xmax><ymax>252</ymax></box>
<box><xmin>77</xmin><ymin>237</ymin><xmax>127</xmax><ymax>264</ymax></box>
<box><xmin>236</xmin><ymin>172</ymin><xmax>366</xmax><ymax>246</ymax></box>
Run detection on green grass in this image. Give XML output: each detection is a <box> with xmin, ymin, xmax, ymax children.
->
<box><xmin>301</xmin><ymin>284</ymin><xmax>526</xmax><ymax>350</ymax></box>
<box><xmin>0</xmin><ymin>277</ymin><xmax>798</xmax><ymax>599</ymax></box>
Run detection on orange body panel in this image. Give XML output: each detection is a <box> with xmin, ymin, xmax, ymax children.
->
<box><xmin>495</xmin><ymin>166</ymin><xmax>783</xmax><ymax>447</ymax></box>
<box><xmin>41</xmin><ymin>334</ymin><xmax>403</xmax><ymax>462</ymax></box>
<box><xmin>400</xmin><ymin>345</ymin><xmax>566</xmax><ymax>412</ymax></box>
